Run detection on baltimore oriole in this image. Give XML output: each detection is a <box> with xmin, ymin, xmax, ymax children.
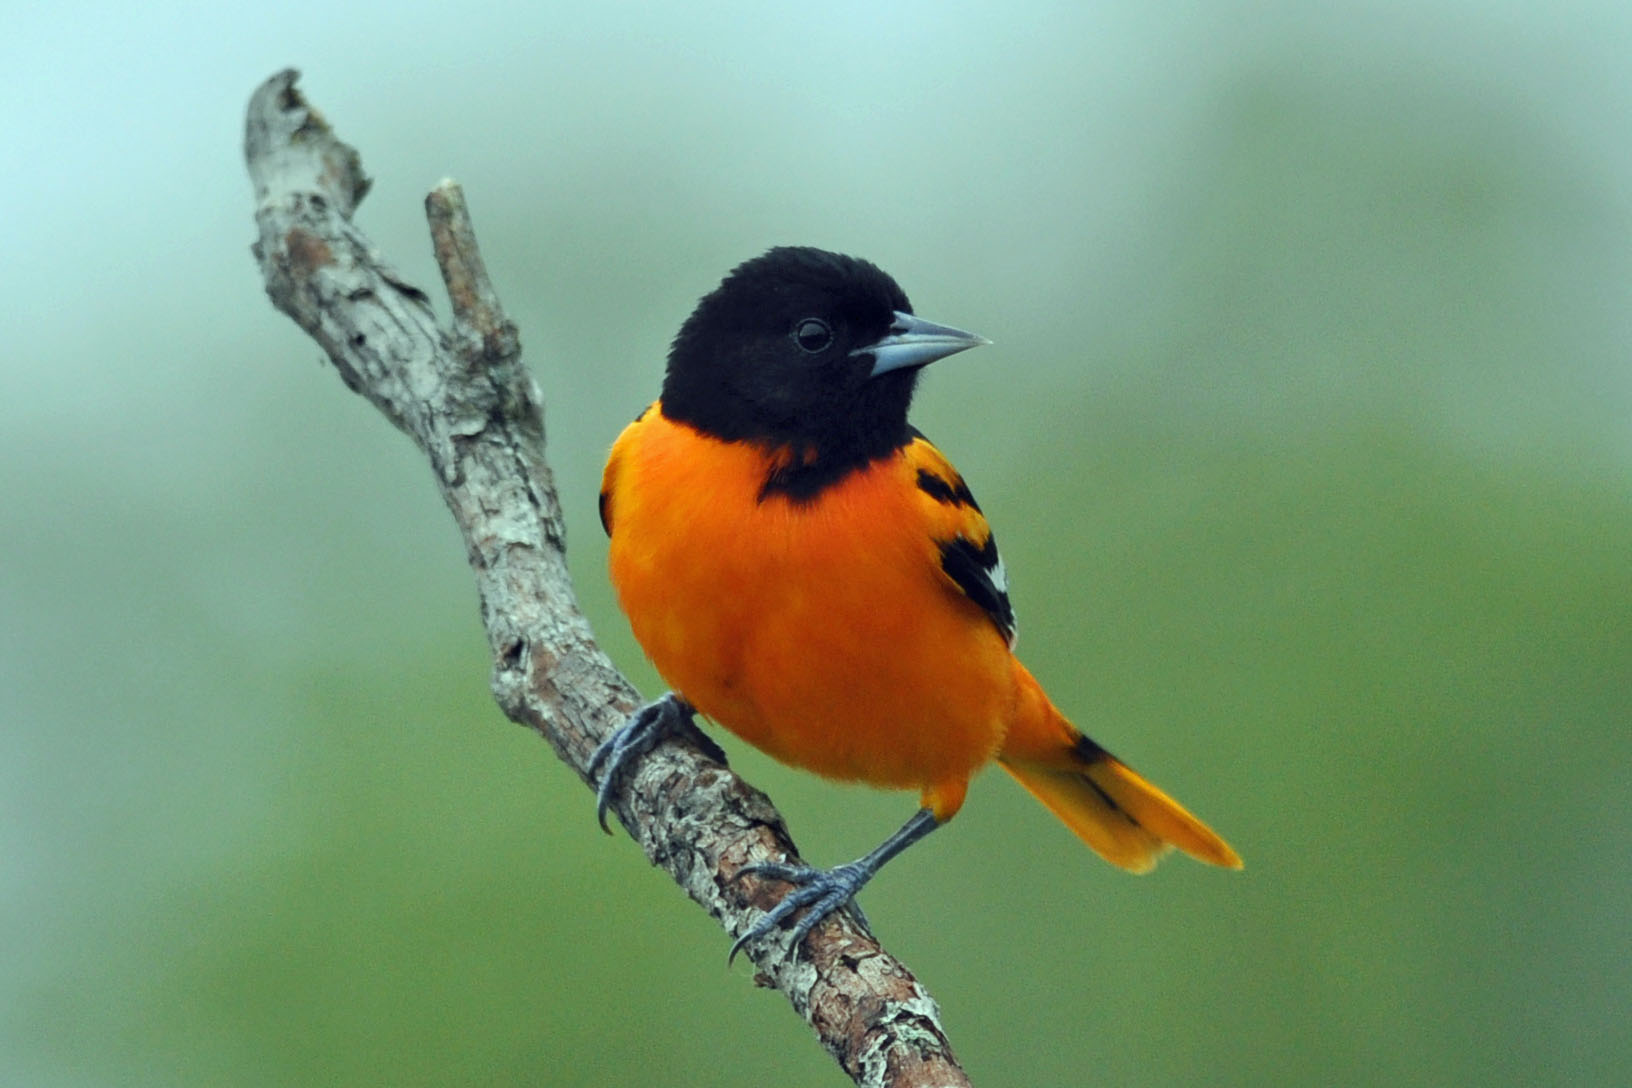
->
<box><xmin>593</xmin><ymin>246</ymin><xmax>1240</xmax><ymax>960</ymax></box>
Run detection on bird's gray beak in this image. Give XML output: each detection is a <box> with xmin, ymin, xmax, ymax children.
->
<box><xmin>856</xmin><ymin>311</ymin><xmax>990</xmax><ymax>378</ymax></box>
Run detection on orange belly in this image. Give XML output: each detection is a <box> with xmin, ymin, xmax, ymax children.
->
<box><xmin>605</xmin><ymin>411</ymin><xmax>1014</xmax><ymax>792</ymax></box>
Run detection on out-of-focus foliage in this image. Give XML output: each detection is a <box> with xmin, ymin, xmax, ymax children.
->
<box><xmin>3</xmin><ymin>3</ymin><xmax>1628</xmax><ymax>1085</ymax></box>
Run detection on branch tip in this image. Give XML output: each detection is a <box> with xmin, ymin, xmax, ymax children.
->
<box><xmin>426</xmin><ymin>181</ymin><xmax>516</xmax><ymax>364</ymax></box>
<box><xmin>245</xmin><ymin>68</ymin><xmax>370</xmax><ymax>216</ymax></box>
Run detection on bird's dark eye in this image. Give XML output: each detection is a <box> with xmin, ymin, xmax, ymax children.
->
<box><xmin>792</xmin><ymin>318</ymin><xmax>834</xmax><ymax>354</ymax></box>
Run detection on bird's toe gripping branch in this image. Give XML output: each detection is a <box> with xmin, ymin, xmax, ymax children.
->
<box><xmin>729</xmin><ymin>859</ymin><xmax>874</xmax><ymax>964</ymax></box>
<box><xmin>590</xmin><ymin>692</ymin><xmax>696</xmax><ymax>833</ymax></box>
<box><xmin>728</xmin><ymin>806</ymin><xmax>941</xmax><ymax>964</ymax></box>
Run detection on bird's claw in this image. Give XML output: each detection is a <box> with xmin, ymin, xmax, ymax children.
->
<box><xmin>590</xmin><ymin>693</ymin><xmax>693</xmax><ymax>833</ymax></box>
<box><xmin>728</xmin><ymin>860</ymin><xmax>872</xmax><ymax>964</ymax></box>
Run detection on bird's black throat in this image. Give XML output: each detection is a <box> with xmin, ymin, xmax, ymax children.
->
<box><xmin>661</xmin><ymin>366</ymin><xmax>922</xmax><ymax>503</ymax></box>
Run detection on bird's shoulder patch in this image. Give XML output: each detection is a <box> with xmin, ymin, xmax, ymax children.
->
<box><xmin>905</xmin><ymin>433</ymin><xmax>1016</xmax><ymax>646</ymax></box>
<box><xmin>600</xmin><ymin>403</ymin><xmax>658</xmax><ymax>536</ymax></box>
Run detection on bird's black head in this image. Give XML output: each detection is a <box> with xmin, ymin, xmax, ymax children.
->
<box><xmin>660</xmin><ymin>247</ymin><xmax>985</xmax><ymax>494</ymax></box>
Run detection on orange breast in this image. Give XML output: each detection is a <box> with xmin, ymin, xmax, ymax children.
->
<box><xmin>604</xmin><ymin>408</ymin><xmax>1014</xmax><ymax>792</ymax></box>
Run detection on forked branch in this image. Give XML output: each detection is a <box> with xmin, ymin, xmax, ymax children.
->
<box><xmin>243</xmin><ymin>69</ymin><xmax>970</xmax><ymax>1088</ymax></box>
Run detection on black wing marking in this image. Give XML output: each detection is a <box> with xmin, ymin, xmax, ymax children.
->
<box><xmin>909</xmin><ymin>432</ymin><xmax>1016</xmax><ymax>646</ymax></box>
<box><xmin>914</xmin><ymin>467</ymin><xmax>982</xmax><ymax>511</ymax></box>
<box><xmin>937</xmin><ymin>531</ymin><xmax>1016</xmax><ymax>647</ymax></box>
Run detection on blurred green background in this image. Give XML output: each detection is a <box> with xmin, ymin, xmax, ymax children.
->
<box><xmin>4</xmin><ymin>2</ymin><xmax>1629</xmax><ymax>1085</ymax></box>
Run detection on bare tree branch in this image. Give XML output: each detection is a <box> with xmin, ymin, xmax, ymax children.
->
<box><xmin>244</xmin><ymin>69</ymin><xmax>972</xmax><ymax>1088</ymax></box>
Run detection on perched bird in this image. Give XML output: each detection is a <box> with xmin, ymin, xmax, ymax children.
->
<box><xmin>593</xmin><ymin>246</ymin><xmax>1240</xmax><ymax>960</ymax></box>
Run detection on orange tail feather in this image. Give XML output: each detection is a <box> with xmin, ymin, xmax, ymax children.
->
<box><xmin>999</xmin><ymin>663</ymin><xmax>1242</xmax><ymax>873</ymax></box>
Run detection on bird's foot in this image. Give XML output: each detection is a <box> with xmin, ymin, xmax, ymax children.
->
<box><xmin>726</xmin><ymin>807</ymin><xmax>939</xmax><ymax>964</ymax></box>
<box><xmin>589</xmin><ymin>692</ymin><xmax>694</xmax><ymax>833</ymax></box>
<box><xmin>728</xmin><ymin>859</ymin><xmax>874</xmax><ymax>964</ymax></box>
